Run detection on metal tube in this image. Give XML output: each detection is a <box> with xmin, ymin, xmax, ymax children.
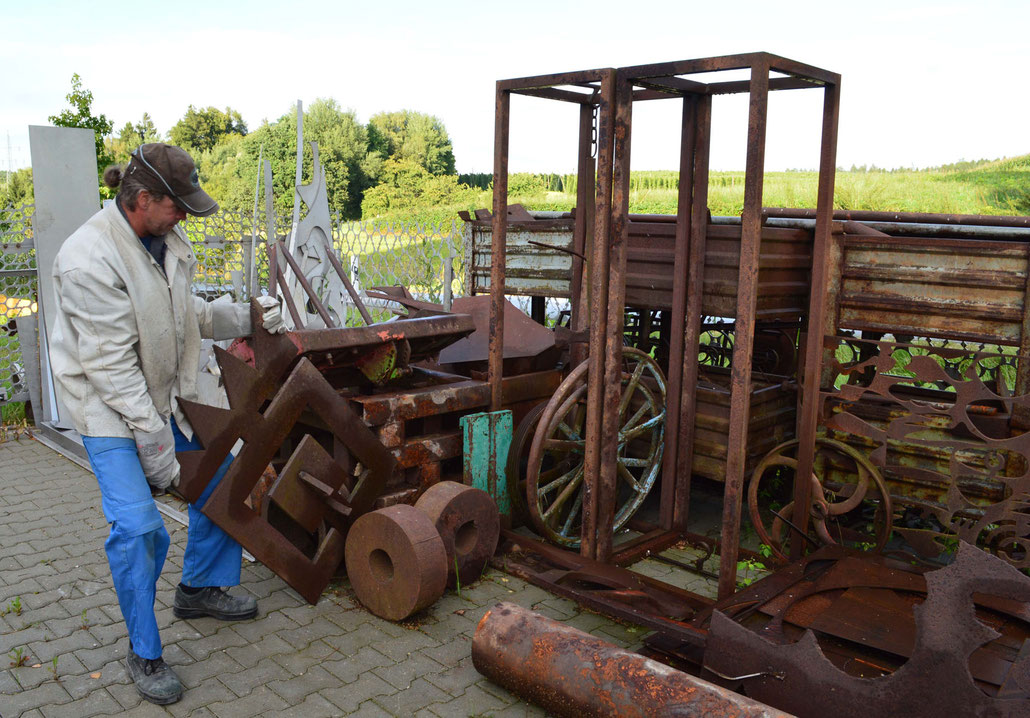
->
<box><xmin>581</xmin><ymin>69</ymin><xmax>617</xmax><ymax>561</ymax></box>
<box><xmin>659</xmin><ymin>94</ymin><xmax>697</xmax><ymax>529</ymax></box>
<box><xmin>674</xmin><ymin>94</ymin><xmax>713</xmax><ymax>529</ymax></box>
<box><xmin>472</xmin><ymin>602</ymin><xmax>790</xmax><ymax>718</ymax></box>
<box><xmin>792</xmin><ymin>81</ymin><xmax>841</xmax><ymax>563</ymax></box>
<box><xmin>488</xmin><ymin>87</ymin><xmax>511</xmax><ymax>412</ymax></box>
<box><xmin>595</xmin><ymin>72</ymin><xmax>634</xmax><ymax>562</ymax></box>
<box><xmin>718</xmin><ymin>60</ymin><xmax>770</xmax><ymax>599</ymax></box>
<box><xmin>571</xmin><ymin>102</ymin><xmax>596</xmax><ymax>368</ymax></box>
<box><xmin>762</xmin><ymin>207</ymin><xmax>1030</xmax><ymax>229</ymax></box>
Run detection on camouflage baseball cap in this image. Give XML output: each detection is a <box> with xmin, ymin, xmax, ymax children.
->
<box><xmin>126</xmin><ymin>143</ymin><xmax>218</xmax><ymax>217</ymax></box>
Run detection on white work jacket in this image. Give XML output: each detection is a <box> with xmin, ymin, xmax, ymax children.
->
<box><xmin>50</xmin><ymin>202</ymin><xmax>251</xmax><ymax>439</ymax></box>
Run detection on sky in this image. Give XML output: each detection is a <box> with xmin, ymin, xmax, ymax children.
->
<box><xmin>2</xmin><ymin>0</ymin><xmax>1028</xmax><ymax>176</ymax></box>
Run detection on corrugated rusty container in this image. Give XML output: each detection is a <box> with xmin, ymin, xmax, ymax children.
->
<box><xmin>692</xmin><ymin>369</ymin><xmax>797</xmax><ymax>482</ymax></box>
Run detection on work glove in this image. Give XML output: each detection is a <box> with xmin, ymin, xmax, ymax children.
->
<box><xmin>255</xmin><ymin>295</ymin><xmax>288</xmax><ymax>334</ymax></box>
<box><xmin>134</xmin><ymin>420</ymin><xmax>180</xmax><ymax>491</ymax></box>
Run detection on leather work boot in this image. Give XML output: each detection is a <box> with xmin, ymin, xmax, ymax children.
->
<box><xmin>173</xmin><ymin>585</ymin><xmax>258</xmax><ymax>621</ymax></box>
<box><xmin>125</xmin><ymin>646</ymin><xmax>183</xmax><ymax>704</ymax></box>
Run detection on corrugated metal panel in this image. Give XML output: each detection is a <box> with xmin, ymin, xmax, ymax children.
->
<box><xmin>837</xmin><ymin>235</ymin><xmax>1029</xmax><ymax>345</ymax></box>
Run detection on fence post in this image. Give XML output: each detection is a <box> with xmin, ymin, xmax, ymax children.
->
<box><xmin>443</xmin><ymin>222</ymin><xmax>455</xmax><ymax>311</ymax></box>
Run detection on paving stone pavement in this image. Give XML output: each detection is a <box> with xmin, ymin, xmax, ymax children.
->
<box><xmin>0</xmin><ymin>436</ymin><xmax>661</xmax><ymax>718</ymax></box>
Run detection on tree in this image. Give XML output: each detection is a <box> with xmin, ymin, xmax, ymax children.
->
<box><xmin>106</xmin><ymin>112</ymin><xmax>163</xmax><ymax>165</ymax></box>
<box><xmin>368</xmin><ymin>110</ymin><xmax>456</xmax><ymax>176</ymax></box>
<box><xmin>217</xmin><ymin>99</ymin><xmax>375</xmax><ymax>219</ymax></box>
<box><xmin>48</xmin><ymin>73</ymin><xmax>114</xmax><ymax>178</ymax></box>
<box><xmin>361</xmin><ymin>158</ymin><xmax>478</xmax><ymax>220</ymax></box>
<box><xmin>169</xmin><ymin>106</ymin><xmax>247</xmax><ymax>154</ymax></box>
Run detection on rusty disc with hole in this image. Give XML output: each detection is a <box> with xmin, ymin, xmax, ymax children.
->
<box><xmin>415</xmin><ymin>481</ymin><xmax>500</xmax><ymax>588</ymax></box>
<box><xmin>344</xmin><ymin>504</ymin><xmax>447</xmax><ymax>621</ymax></box>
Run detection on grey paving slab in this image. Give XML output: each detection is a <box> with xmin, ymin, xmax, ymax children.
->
<box><xmin>0</xmin><ymin>436</ymin><xmax>697</xmax><ymax>717</ymax></box>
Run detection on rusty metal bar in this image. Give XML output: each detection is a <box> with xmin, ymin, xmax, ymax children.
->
<box><xmin>659</xmin><ymin>93</ymin><xmax>697</xmax><ymax>530</ymax></box>
<box><xmin>472</xmin><ymin>602</ymin><xmax>790</xmax><ymax>718</ymax></box>
<box><xmin>763</xmin><ymin>207</ymin><xmax>1030</xmax><ymax>229</ymax></box>
<box><xmin>717</xmin><ymin>59</ymin><xmax>771</xmax><ymax>599</ymax></box>
<box><xmin>489</xmin><ymin>86</ymin><xmax>511</xmax><ymax>412</ymax></box>
<box><xmin>570</xmin><ymin>103</ymin><xmax>595</xmax><ymax>369</ymax></box>
<box><xmin>275</xmin><ymin>240</ymin><xmax>336</xmax><ymax>327</ymax></box>
<box><xmin>514</xmin><ymin>87</ymin><xmax>597</xmax><ymax>105</ymax></box>
<box><xmin>580</xmin><ymin>69</ymin><xmax>617</xmax><ymax>561</ymax></box>
<box><xmin>321</xmin><ymin>241</ymin><xmax>373</xmax><ymax>325</ymax></box>
<box><xmin>270</xmin><ymin>243</ymin><xmax>305</xmax><ymax>330</ymax></box>
<box><xmin>595</xmin><ymin>71</ymin><xmax>634</xmax><ymax>562</ymax></box>
<box><xmin>709</xmin><ymin>76</ymin><xmax>822</xmax><ymax>95</ymax></box>
<box><xmin>499</xmin><ymin>69</ymin><xmax>612</xmax><ymax>92</ymax></box>
<box><xmin>791</xmin><ymin>81</ymin><xmax>842</xmax><ymax>563</ymax></box>
<box><xmin>674</xmin><ymin>94</ymin><xmax>713</xmax><ymax>530</ymax></box>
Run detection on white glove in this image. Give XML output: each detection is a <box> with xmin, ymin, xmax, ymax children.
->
<box><xmin>255</xmin><ymin>295</ymin><xmax>287</xmax><ymax>334</ymax></box>
<box><xmin>134</xmin><ymin>420</ymin><xmax>180</xmax><ymax>491</ymax></box>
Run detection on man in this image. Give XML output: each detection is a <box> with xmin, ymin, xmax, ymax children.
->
<box><xmin>49</xmin><ymin>143</ymin><xmax>286</xmax><ymax>705</ymax></box>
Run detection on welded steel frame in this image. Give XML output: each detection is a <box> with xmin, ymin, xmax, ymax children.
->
<box><xmin>489</xmin><ymin>54</ymin><xmax>840</xmax><ymax>597</ymax></box>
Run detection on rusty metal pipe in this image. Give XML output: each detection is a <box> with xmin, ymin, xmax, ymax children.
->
<box><xmin>762</xmin><ymin>207</ymin><xmax>1030</xmax><ymax>229</ymax></box>
<box><xmin>472</xmin><ymin>602</ymin><xmax>791</xmax><ymax>718</ymax></box>
<box><xmin>712</xmin><ymin>215</ymin><xmax>1030</xmax><ymax>240</ymax></box>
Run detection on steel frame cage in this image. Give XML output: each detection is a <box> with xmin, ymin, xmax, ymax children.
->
<box><xmin>487</xmin><ymin>53</ymin><xmax>841</xmax><ymax>596</ymax></box>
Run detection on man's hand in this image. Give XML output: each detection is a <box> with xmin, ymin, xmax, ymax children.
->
<box><xmin>255</xmin><ymin>295</ymin><xmax>287</xmax><ymax>334</ymax></box>
<box><xmin>134</xmin><ymin>421</ymin><xmax>180</xmax><ymax>490</ymax></box>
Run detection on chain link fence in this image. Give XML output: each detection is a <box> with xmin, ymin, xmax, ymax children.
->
<box><xmin>0</xmin><ymin>200</ymin><xmax>470</xmax><ymax>413</ymax></box>
<box><xmin>0</xmin><ymin>201</ymin><xmax>36</xmax><ymax>410</ymax></box>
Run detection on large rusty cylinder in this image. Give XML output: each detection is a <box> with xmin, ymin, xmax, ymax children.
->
<box><xmin>414</xmin><ymin>481</ymin><xmax>500</xmax><ymax>588</ymax></box>
<box><xmin>344</xmin><ymin>504</ymin><xmax>447</xmax><ymax>621</ymax></box>
<box><xmin>472</xmin><ymin>603</ymin><xmax>791</xmax><ymax>718</ymax></box>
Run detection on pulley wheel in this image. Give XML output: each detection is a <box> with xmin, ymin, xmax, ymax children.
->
<box><xmin>344</xmin><ymin>504</ymin><xmax>447</xmax><ymax>621</ymax></box>
<box><xmin>415</xmin><ymin>481</ymin><xmax>500</xmax><ymax>588</ymax></box>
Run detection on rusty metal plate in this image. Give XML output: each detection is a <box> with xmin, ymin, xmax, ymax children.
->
<box><xmin>414</xmin><ymin>481</ymin><xmax>500</xmax><ymax>588</ymax></box>
<box><xmin>344</xmin><ymin>504</ymin><xmax>447</xmax><ymax>621</ymax></box>
<box><xmin>703</xmin><ymin>544</ymin><xmax>1030</xmax><ymax>717</ymax></box>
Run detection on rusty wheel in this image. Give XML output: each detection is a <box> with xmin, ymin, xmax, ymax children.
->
<box><xmin>525</xmin><ymin>347</ymin><xmax>666</xmax><ymax>548</ymax></box>
<box><xmin>747</xmin><ymin>438</ymin><xmax>893</xmax><ymax>563</ymax></box>
<box><xmin>505</xmin><ymin>402</ymin><xmax>547</xmax><ymax>524</ymax></box>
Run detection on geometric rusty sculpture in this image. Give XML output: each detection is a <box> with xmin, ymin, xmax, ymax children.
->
<box><xmin>176</xmin><ymin>302</ymin><xmax>397</xmax><ymax>604</ymax></box>
<box><xmin>702</xmin><ymin>543</ymin><xmax>1030</xmax><ymax>717</ymax></box>
<box><xmin>414</xmin><ymin>481</ymin><xmax>500</xmax><ymax>588</ymax></box>
<box><xmin>344</xmin><ymin>504</ymin><xmax>448</xmax><ymax>620</ymax></box>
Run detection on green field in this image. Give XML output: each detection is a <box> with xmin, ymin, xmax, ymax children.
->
<box><xmin>504</xmin><ymin>155</ymin><xmax>1030</xmax><ymax>217</ymax></box>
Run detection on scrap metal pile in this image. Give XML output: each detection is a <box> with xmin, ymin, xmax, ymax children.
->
<box><xmin>170</xmin><ymin>53</ymin><xmax>1030</xmax><ymax>717</ymax></box>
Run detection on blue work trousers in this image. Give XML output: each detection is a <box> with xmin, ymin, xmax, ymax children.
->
<box><xmin>82</xmin><ymin>419</ymin><xmax>241</xmax><ymax>660</ymax></box>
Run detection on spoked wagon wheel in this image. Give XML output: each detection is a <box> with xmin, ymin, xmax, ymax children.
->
<box><xmin>524</xmin><ymin>347</ymin><xmax>667</xmax><ymax>548</ymax></box>
<box><xmin>747</xmin><ymin>437</ymin><xmax>893</xmax><ymax>563</ymax></box>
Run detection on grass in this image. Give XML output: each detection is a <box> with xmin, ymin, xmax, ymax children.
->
<box><xmin>513</xmin><ymin>160</ymin><xmax>1030</xmax><ymax>217</ymax></box>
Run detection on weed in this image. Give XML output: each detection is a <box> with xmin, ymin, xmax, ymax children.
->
<box><xmin>6</xmin><ymin>596</ymin><xmax>22</xmax><ymax>616</ymax></box>
<box><xmin>80</xmin><ymin>609</ymin><xmax>90</xmax><ymax>630</ymax></box>
<box><xmin>454</xmin><ymin>556</ymin><xmax>462</xmax><ymax>597</ymax></box>
<box><xmin>48</xmin><ymin>656</ymin><xmax>59</xmax><ymax>681</ymax></box>
<box><xmin>8</xmin><ymin>647</ymin><xmax>28</xmax><ymax>668</ymax></box>
<box><xmin>736</xmin><ymin>551</ymin><xmax>771</xmax><ymax>589</ymax></box>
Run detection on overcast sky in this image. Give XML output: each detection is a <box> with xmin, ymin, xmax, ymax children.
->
<box><xmin>3</xmin><ymin>0</ymin><xmax>1028</xmax><ymax>175</ymax></box>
